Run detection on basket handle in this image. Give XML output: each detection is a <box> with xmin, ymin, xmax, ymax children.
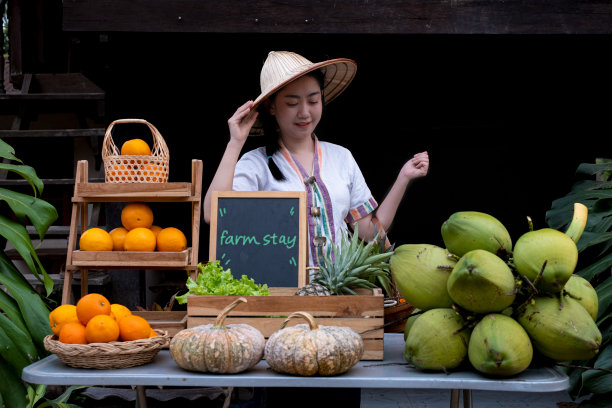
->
<box><xmin>102</xmin><ymin>119</ymin><xmax>169</xmax><ymax>159</ymax></box>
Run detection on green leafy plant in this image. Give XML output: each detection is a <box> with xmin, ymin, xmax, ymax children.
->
<box><xmin>546</xmin><ymin>159</ymin><xmax>612</xmax><ymax>407</ymax></box>
<box><xmin>0</xmin><ymin>139</ymin><xmax>61</xmax><ymax>407</ymax></box>
<box><xmin>176</xmin><ymin>260</ymin><xmax>270</xmax><ymax>303</ymax></box>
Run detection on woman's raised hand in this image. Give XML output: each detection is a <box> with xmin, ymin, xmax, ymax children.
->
<box><xmin>400</xmin><ymin>151</ymin><xmax>429</xmax><ymax>181</ymax></box>
<box><xmin>228</xmin><ymin>101</ymin><xmax>259</xmax><ymax>144</ymax></box>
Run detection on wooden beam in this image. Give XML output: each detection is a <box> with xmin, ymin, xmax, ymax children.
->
<box><xmin>62</xmin><ymin>0</ymin><xmax>612</xmax><ymax>34</ymax></box>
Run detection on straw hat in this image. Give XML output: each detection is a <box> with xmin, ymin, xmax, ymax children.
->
<box><xmin>249</xmin><ymin>51</ymin><xmax>357</xmax><ymax>135</ymax></box>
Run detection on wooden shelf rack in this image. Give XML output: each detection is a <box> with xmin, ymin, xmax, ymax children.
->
<box><xmin>62</xmin><ymin>159</ymin><xmax>203</xmax><ymax>304</ymax></box>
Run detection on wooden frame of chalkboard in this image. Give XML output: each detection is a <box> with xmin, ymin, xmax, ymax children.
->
<box><xmin>209</xmin><ymin>191</ymin><xmax>308</xmax><ymax>288</ymax></box>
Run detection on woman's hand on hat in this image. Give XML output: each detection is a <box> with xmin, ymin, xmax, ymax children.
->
<box><xmin>399</xmin><ymin>151</ymin><xmax>429</xmax><ymax>181</ymax></box>
<box><xmin>228</xmin><ymin>100</ymin><xmax>259</xmax><ymax>145</ymax></box>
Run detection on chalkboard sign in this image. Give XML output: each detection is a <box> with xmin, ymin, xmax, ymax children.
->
<box><xmin>209</xmin><ymin>191</ymin><xmax>307</xmax><ymax>288</ymax></box>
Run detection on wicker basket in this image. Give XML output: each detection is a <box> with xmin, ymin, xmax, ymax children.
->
<box><xmin>102</xmin><ymin>118</ymin><xmax>170</xmax><ymax>183</ymax></box>
<box><xmin>43</xmin><ymin>330</ymin><xmax>169</xmax><ymax>369</ymax></box>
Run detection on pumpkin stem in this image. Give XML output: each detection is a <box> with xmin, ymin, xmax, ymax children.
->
<box><xmin>280</xmin><ymin>311</ymin><xmax>318</xmax><ymax>330</ymax></box>
<box><xmin>214</xmin><ymin>297</ymin><xmax>247</xmax><ymax>327</ymax></box>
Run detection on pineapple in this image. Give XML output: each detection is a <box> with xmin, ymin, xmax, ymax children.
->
<box><xmin>295</xmin><ymin>226</ymin><xmax>394</xmax><ymax>296</ymax></box>
<box><xmin>295</xmin><ymin>282</ymin><xmax>331</xmax><ymax>296</ymax></box>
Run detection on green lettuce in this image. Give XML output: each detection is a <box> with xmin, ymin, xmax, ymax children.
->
<box><xmin>176</xmin><ymin>261</ymin><xmax>269</xmax><ymax>303</ymax></box>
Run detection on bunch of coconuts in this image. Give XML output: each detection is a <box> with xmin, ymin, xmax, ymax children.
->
<box><xmin>390</xmin><ymin>203</ymin><xmax>601</xmax><ymax>376</ymax></box>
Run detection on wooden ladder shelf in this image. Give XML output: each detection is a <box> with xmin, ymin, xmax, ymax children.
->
<box><xmin>62</xmin><ymin>159</ymin><xmax>203</xmax><ymax>304</ymax></box>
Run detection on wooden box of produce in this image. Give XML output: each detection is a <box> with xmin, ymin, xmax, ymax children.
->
<box><xmin>186</xmin><ymin>287</ymin><xmax>385</xmax><ymax>360</ymax></box>
<box><xmin>132</xmin><ymin>311</ymin><xmax>187</xmax><ymax>338</ymax></box>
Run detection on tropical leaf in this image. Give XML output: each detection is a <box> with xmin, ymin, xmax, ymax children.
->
<box><xmin>577</xmin><ymin>254</ymin><xmax>612</xmax><ymax>283</ymax></box>
<box><xmin>0</xmin><ymin>188</ymin><xmax>57</xmax><ymax>239</ymax></box>
<box><xmin>0</xmin><ymin>322</ymin><xmax>33</xmax><ymax>376</ymax></box>
<box><xmin>0</xmin><ymin>215</ymin><xmax>53</xmax><ymax>294</ymax></box>
<box><xmin>582</xmin><ymin>345</ymin><xmax>612</xmax><ymax>395</ymax></box>
<box><xmin>0</xmin><ymin>138</ymin><xmax>22</xmax><ymax>163</ymax></box>
<box><xmin>0</xmin><ymin>253</ymin><xmax>52</xmax><ymax>352</ymax></box>
<box><xmin>0</xmin><ymin>354</ymin><xmax>28</xmax><ymax>408</ymax></box>
<box><xmin>0</xmin><ymin>164</ymin><xmax>43</xmax><ymax>197</ymax></box>
<box><xmin>0</xmin><ymin>288</ymin><xmax>31</xmax><ymax>336</ymax></box>
<box><xmin>0</xmin><ymin>311</ymin><xmax>40</xmax><ymax>365</ymax></box>
<box><xmin>546</xmin><ymin>160</ymin><xmax>612</xmax><ymax>402</ymax></box>
<box><xmin>596</xmin><ymin>276</ymin><xmax>612</xmax><ymax>322</ymax></box>
<box><xmin>30</xmin><ymin>385</ymin><xmax>86</xmax><ymax>408</ymax></box>
<box><xmin>25</xmin><ymin>384</ymin><xmax>46</xmax><ymax>408</ymax></box>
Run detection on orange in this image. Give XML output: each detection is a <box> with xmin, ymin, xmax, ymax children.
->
<box><xmin>124</xmin><ymin>227</ymin><xmax>157</xmax><ymax>252</ymax></box>
<box><xmin>109</xmin><ymin>227</ymin><xmax>128</xmax><ymax>251</ymax></box>
<box><xmin>118</xmin><ymin>315</ymin><xmax>152</xmax><ymax>341</ymax></box>
<box><xmin>150</xmin><ymin>225</ymin><xmax>162</xmax><ymax>238</ymax></box>
<box><xmin>149</xmin><ymin>329</ymin><xmax>157</xmax><ymax>338</ymax></box>
<box><xmin>156</xmin><ymin>227</ymin><xmax>187</xmax><ymax>252</ymax></box>
<box><xmin>58</xmin><ymin>322</ymin><xmax>88</xmax><ymax>344</ymax></box>
<box><xmin>49</xmin><ymin>304</ymin><xmax>79</xmax><ymax>336</ymax></box>
<box><xmin>110</xmin><ymin>304</ymin><xmax>132</xmax><ymax>322</ymax></box>
<box><xmin>120</xmin><ymin>139</ymin><xmax>151</xmax><ymax>156</ymax></box>
<box><xmin>79</xmin><ymin>228</ymin><xmax>113</xmax><ymax>251</ymax></box>
<box><xmin>85</xmin><ymin>314</ymin><xmax>120</xmax><ymax>343</ymax></box>
<box><xmin>121</xmin><ymin>202</ymin><xmax>154</xmax><ymax>230</ymax></box>
<box><xmin>76</xmin><ymin>293</ymin><xmax>111</xmax><ymax>325</ymax></box>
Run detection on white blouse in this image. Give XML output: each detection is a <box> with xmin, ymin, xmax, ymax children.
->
<box><xmin>233</xmin><ymin>137</ymin><xmax>377</xmax><ymax>267</ymax></box>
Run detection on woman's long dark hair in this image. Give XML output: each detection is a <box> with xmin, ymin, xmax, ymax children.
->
<box><xmin>260</xmin><ymin>69</ymin><xmax>326</xmax><ymax>181</ymax></box>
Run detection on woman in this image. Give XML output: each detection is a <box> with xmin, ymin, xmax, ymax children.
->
<box><xmin>204</xmin><ymin>51</ymin><xmax>428</xmax><ymax>267</ymax></box>
<box><xmin>204</xmin><ymin>50</ymin><xmax>429</xmax><ymax>408</ymax></box>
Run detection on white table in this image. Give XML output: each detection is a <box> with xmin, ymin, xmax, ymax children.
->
<box><xmin>22</xmin><ymin>334</ymin><xmax>569</xmax><ymax>408</ymax></box>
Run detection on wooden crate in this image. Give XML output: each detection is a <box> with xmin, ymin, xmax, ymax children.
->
<box><xmin>187</xmin><ymin>288</ymin><xmax>385</xmax><ymax>360</ymax></box>
<box><xmin>132</xmin><ymin>310</ymin><xmax>187</xmax><ymax>338</ymax></box>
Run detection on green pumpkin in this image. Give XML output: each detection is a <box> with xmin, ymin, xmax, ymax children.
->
<box><xmin>169</xmin><ymin>297</ymin><xmax>265</xmax><ymax>373</ymax></box>
<box><xmin>264</xmin><ymin>311</ymin><xmax>364</xmax><ymax>376</ymax></box>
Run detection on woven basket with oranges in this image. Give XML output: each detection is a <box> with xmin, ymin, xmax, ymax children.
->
<box><xmin>102</xmin><ymin>118</ymin><xmax>169</xmax><ymax>183</ymax></box>
<box><xmin>44</xmin><ymin>293</ymin><xmax>169</xmax><ymax>369</ymax></box>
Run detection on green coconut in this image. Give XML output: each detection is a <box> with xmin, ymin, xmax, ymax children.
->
<box><xmin>468</xmin><ymin>314</ymin><xmax>533</xmax><ymax>376</ymax></box>
<box><xmin>404</xmin><ymin>308</ymin><xmax>470</xmax><ymax>371</ymax></box>
<box><xmin>403</xmin><ymin>309</ymin><xmax>422</xmax><ymax>341</ymax></box>
<box><xmin>513</xmin><ymin>228</ymin><xmax>578</xmax><ymax>294</ymax></box>
<box><xmin>390</xmin><ymin>244</ymin><xmax>456</xmax><ymax>311</ymax></box>
<box><xmin>563</xmin><ymin>275</ymin><xmax>598</xmax><ymax>321</ymax></box>
<box><xmin>516</xmin><ymin>296</ymin><xmax>601</xmax><ymax>362</ymax></box>
<box><xmin>441</xmin><ymin>211</ymin><xmax>512</xmax><ymax>259</ymax></box>
<box><xmin>447</xmin><ymin>249</ymin><xmax>517</xmax><ymax>314</ymax></box>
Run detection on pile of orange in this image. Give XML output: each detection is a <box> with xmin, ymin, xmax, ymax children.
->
<box><xmin>49</xmin><ymin>293</ymin><xmax>156</xmax><ymax>344</ymax></box>
<box><xmin>79</xmin><ymin>202</ymin><xmax>187</xmax><ymax>252</ymax></box>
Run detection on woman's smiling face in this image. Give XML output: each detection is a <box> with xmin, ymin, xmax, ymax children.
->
<box><xmin>269</xmin><ymin>74</ymin><xmax>323</xmax><ymax>141</ymax></box>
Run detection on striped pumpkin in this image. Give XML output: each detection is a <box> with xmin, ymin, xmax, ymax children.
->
<box><xmin>169</xmin><ymin>297</ymin><xmax>265</xmax><ymax>373</ymax></box>
<box><xmin>264</xmin><ymin>311</ymin><xmax>364</xmax><ymax>376</ymax></box>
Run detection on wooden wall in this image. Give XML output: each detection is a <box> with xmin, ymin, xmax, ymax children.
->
<box><xmin>7</xmin><ymin>0</ymin><xmax>611</xmax><ymax>265</ymax></box>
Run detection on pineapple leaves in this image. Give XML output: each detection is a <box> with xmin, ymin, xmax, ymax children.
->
<box><xmin>313</xmin><ymin>225</ymin><xmax>395</xmax><ymax>295</ymax></box>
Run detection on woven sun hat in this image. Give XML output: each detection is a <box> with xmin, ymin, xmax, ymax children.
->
<box><xmin>249</xmin><ymin>51</ymin><xmax>357</xmax><ymax>136</ymax></box>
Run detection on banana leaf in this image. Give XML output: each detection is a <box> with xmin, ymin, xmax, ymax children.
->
<box><xmin>582</xmin><ymin>342</ymin><xmax>612</xmax><ymax>395</ymax></box>
<box><xmin>0</xmin><ymin>138</ymin><xmax>22</xmax><ymax>163</ymax></box>
<box><xmin>596</xmin><ymin>276</ymin><xmax>612</xmax><ymax>322</ymax></box>
<box><xmin>0</xmin><ymin>322</ymin><xmax>33</xmax><ymax>376</ymax></box>
<box><xmin>0</xmin><ymin>214</ymin><xmax>53</xmax><ymax>295</ymax></box>
<box><xmin>25</xmin><ymin>384</ymin><xmax>46</xmax><ymax>408</ymax></box>
<box><xmin>0</xmin><ymin>311</ymin><xmax>40</xmax><ymax>366</ymax></box>
<box><xmin>0</xmin><ymin>253</ymin><xmax>52</xmax><ymax>352</ymax></box>
<box><xmin>0</xmin><ymin>287</ymin><xmax>30</xmax><ymax>335</ymax></box>
<box><xmin>0</xmin><ymin>165</ymin><xmax>43</xmax><ymax>198</ymax></box>
<box><xmin>578</xmin><ymin>254</ymin><xmax>612</xmax><ymax>282</ymax></box>
<box><xmin>0</xmin><ymin>188</ymin><xmax>57</xmax><ymax>241</ymax></box>
<box><xmin>0</xmin><ymin>354</ymin><xmax>28</xmax><ymax>408</ymax></box>
<box><xmin>34</xmin><ymin>385</ymin><xmax>86</xmax><ymax>408</ymax></box>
